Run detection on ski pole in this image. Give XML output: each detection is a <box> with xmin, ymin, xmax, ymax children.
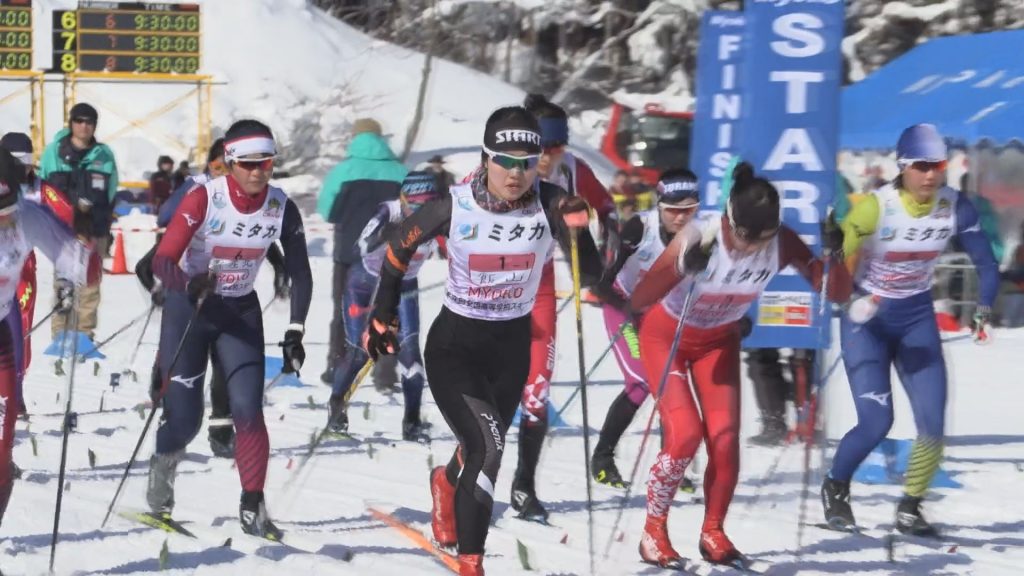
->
<box><xmin>604</xmin><ymin>282</ymin><xmax>695</xmax><ymax>559</ymax></box>
<box><xmin>101</xmin><ymin>296</ymin><xmax>206</xmax><ymax>528</ymax></box>
<box><xmin>49</xmin><ymin>297</ymin><xmax>80</xmax><ymax>572</ymax></box>
<box><xmin>23</xmin><ymin>304</ymin><xmax>60</xmax><ymax>340</ymax></box>
<box><xmin>556</xmin><ymin>321</ymin><xmax>628</xmax><ymax>417</ymax></box>
<box><xmin>122</xmin><ymin>304</ymin><xmax>157</xmax><ymax>378</ymax></box>
<box><xmin>75</xmin><ymin>307</ymin><xmax>153</xmax><ymax>360</ymax></box>
<box><xmin>569</xmin><ymin>228</ymin><xmax>597</xmax><ymax>576</ymax></box>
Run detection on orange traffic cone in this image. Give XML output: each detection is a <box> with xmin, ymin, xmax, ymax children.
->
<box><xmin>107</xmin><ymin>230</ymin><xmax>129</xmax><ymax>275</ymax></box>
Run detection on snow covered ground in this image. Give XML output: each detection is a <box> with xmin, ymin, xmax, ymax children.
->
<box><xmin>4</xmin><ymin>227</ymin><xmax>1023</xmax><ymax>576</ymax></box>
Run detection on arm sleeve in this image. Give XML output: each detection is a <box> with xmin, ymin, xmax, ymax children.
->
<box><xmin>357</xmin><ymin>204</ymin><xmax>393</xmax><ymax>257</ymax></box>
<box><xmin>575</xmin><ymin>160</ymin><xmax>616</xmax><ymax>222</ymax></box>
<box><xmin>105</xmin><ymin>151</ymin><xmax>119</xmax><ymax>202</ymax></box>
<box><xmin>541</xmin><ymin>183</ymin><xmax>603</xmax><ymax>287</ymax></box>
<box><xmin>372</xmin><ymin>196</ymin><xmax>453</xmax><ymax>322</ymax></box>
<box><xmin>152</xmin><ymin>186</ymin><xmax>208</xmax><ymax>291</ymax></box>
<box><xmin>158</xmin><ymin>179</ymin><xmax>196</xmax><ymax>228</ymax></box>
<box><xmin>630</xmin><ymin>226</ymin><xmax>697</xmax><ymax>312</ymax></box>
<box><xmin>779</xmin><ymin>227</ymin><xmax>853</xmax><ymax>303</ymax></box>
<box><xmin>280</xmin><ymin>199</ymin><xmax>313</xmax><ymax>324</ymax></box>
<box><xmin>841</xmin><ymin>192</ymin><xmax>879</xmax><ymax>273</ymax></box>
<box><xmin>21</xmin><ymin>202</ymin><xmax>99</xmax><ymax>287</ymax></box>
<box><xmin>135</xmin><ymin>244</ymin><xmax>158</xmax><ymax>292</ymax></box>
<box><xmin>954</xmin><ymin>193</ymin><xmax>1000</xmax><ymax>307</ymax></box>
<box><xmin>39</xmin><ymin>182</ymin><xmax>75</xmax><ymax>227</ymax></box>
<box><xmin>600</xmin><ymin>215</ymin><xmax>644</xmax><ymax>283</ymax></box>
<box><xmin>265</xmin><ymin>241</ymin><xmax>286</xmax><ymax>278</ymax></box>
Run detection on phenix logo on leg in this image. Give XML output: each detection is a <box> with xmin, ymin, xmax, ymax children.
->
<box><xmin>481</xmin><ymin>413</ymin><xmax>503</xmax><ymax>453</ymax></box>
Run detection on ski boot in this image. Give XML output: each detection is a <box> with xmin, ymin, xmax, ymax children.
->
<box><xmin>208</xmin><ymin>422</ymin><xmax>235</xmax><ymax>458</ymax></box>
<box><xmin>679</xmin><ymin>476</ymin><xmax>697</xmax><ymax>494</ymax></box>
<box><xmin>639</xmin><ymin>517</ymin><xmax>683</xmax><ymax>569</ymax></box>
<box><xmin>748</xmin><ymin>417</ymin><xmax>788</xmax><ymax>447</ymax></box>
<box><xmin>458</xmin><ymin>553</ymin><xmax>484</xmax><ymax>576</ymax></box>
<box><xmin>402</xmin><ymin>415</ymin><xmax>430</xmax><ymax>443</ymax></box>
<box><xmin>240</xmin><ymin>491</ymin><xmax>283</xmax><ymax>541</ymax></box>
<box><xmin>699</xmin><ymin>528</ymin><xmax>745</xmax><ymax>567</ymax></box>
<box><xmin>327</xmin><ymin>395</ymin><xmax>349</xmax><ymax>435</ymax></box>
<box><xmin>591</xmin><ymin>451</ymin><xmax>629</xmax><ymax>488</ymax></box>
<box><xmin>821</xmin><ymin>476</ymin><xmax>856</xmax><ymax>531</ymax></box>
<box><xmin>510</xmin><ymin>476</ymin><xmax>549</xmax><ymax>524</ymax></box>
<box><xmin>146</xmin><ymin>450</ymin><xmax>183</xmax><ymax>515</ymax></box>
<box><xmin>896</xmin><ymin>495</ymin><xmax>939</xmax><ymax>537</ymax></box>
<box><xmin>430</xmin><ymin>466</ymin><xmax>457</xmax><ymax>548</ymax></box>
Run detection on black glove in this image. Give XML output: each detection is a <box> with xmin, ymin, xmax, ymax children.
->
<box><xmin>682</xmin><ymin>239</ymin><xmax>715</xmax><ymax>275</ymax></box>
<box><xmin>364</xmin><ymin>310</ymin><xmax>400</xmax><ymax>361</ymax></box>
<box><xmin>273</xmin><ymin>270</ymin><xmax>290</xmax><ymax>300</ymax></box>
<box><xmin>822</xmin><ymin>212</ymin><xmax>844</xmax><ymax>255</ymax></box>
<box><xmin>186</xmin><ymin>273</ymin><xmax>215</xmax><ymax>303</ymax></box>
<box><xmin>591</xmin><ymin>279</ymin><xmax>628</xmax><ymax>311</ymax></box>
<box><xmin>55</xmin><ymin>279</ymin><xmax>75</xmax><ymax>313</ymax></box>
<box><xmin>279</xmin><ymin>328</ymin><xmax>305</xmax><ymax>373</ymax></box>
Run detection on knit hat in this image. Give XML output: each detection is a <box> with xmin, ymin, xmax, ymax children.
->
<box><xmin>897</xmin><ymin>123</ymin><xmax>947</xmax><ymax>165</ymax></box>
<box><xmin>352</xmin><ymin>118</ymin><xmax>382</xmax><ymax>136</ymax></box>
<box><xmin>483</xmin><ymin>110</ymin><xmax>542</xmax><ymax>155</ymax></box>
<box><xmin>69</xmin><ymin>102</ymin><xmax>98</xmax><ymax>124</ymax></box>
<box><xmin>656</xmin><ymin>168</ymin><xmax>699</xmax><ymax>208</ymax></box>
<box><xmin>401</xmin><ymin>171</ymin><xmax>441</xmax><ymax>210</ymax></box>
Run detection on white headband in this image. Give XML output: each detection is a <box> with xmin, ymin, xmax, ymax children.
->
<box><xmin>224</xmin><ymin>136</ymin><xmax>276</xmax><ymax>162</ymax></box>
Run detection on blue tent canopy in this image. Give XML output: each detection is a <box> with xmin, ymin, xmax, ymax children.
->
<box><xmin>841</xmin><ymin>30</ymin><xmax>1024</xmax><ymax>150</ymax></box>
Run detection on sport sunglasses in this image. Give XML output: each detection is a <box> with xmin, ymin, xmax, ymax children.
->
<box><xmin>235</xmin><ymin>157</ymin><xmax>274</xmax><ymax>171</ymax></box>
<box><xmin>483</xmin><ymin>146</ymin><xmax>540</xmax><ymax>172</ymax></box>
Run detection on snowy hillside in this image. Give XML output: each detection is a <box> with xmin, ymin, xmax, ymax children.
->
<box><xmin>4</xmin><ymin>231</ymin><xmax>1024</xmax><ymax>575</ymax></box>
<box><xmin>2</xmin><ymin>0</ymin><xmax>613</xmax><ymax>195</ymax></box>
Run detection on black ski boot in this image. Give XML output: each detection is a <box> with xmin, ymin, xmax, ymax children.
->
<box><xmin>821</xmin><ymin>476</ymin><xmax>855</xmax><ymax>530</ymax></box>
<box><xmin>326</xmin><ymin>394</ymin><xmax>349</xmax><ymax>435</ymax></box>
<box><xmin>208</xmin><ymin>422</ymin><xmax>235</xmax><ymax>458</ymax></box>
<box><xmin>748</xmin><ymin>417</ymin><xmax>788</xmax><ymax>447</ymax></box>
<box><xmin>591</xmin><ymin>451</ymin><xmax>629</xmax><ymax>488</ymax></box>
<box><xmin>510</xmin><ymin>477</ymin><xmax>549</xmax><ymax>524</ymax></box>
<box><xmin>896</xmin><ymin>495</ymin><xmax>939</xmax><ymax>537</ymax></box>
<box><xmin>240</xmin><ymin>491</ymin><xmax>283</xmax><ymax>541</ymax></box>
<box><xmin>402</xmin><ymin>414</ymin><xmax>430</xmax><ymax>443</ymax></box>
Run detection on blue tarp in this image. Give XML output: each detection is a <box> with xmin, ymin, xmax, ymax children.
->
<box><xmin>841</xmin><ymin>30</ymin><xmax>1024</xmax><ymax>150</ymax></box>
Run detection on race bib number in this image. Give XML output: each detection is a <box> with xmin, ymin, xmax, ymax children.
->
<box><xmin>468</xmin><ymin>253</ymin><xmax>535</xmax><ymax>286</ymax></box>
<box><xmin>210</xmin><ymin>246</ymin><xmax>264</xmax><ymax>293</ymax></box>
<box><xmin>689</xmin><ymin>292</ymin><xmax>758</xmax><ymax>326</ymax></box>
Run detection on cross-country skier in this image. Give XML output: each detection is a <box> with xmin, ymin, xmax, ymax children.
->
<box><xmin>821</xmin><ymin>123</ymin><xmax>999</xmax><ymax>536</ymax></box>
<box><xmin>326</xmin><ymin>170</ymin><xmax>440</xmax><ymax>441</ymax></box>
<box><xmin>147</xmin><ymin>119</ymin><xmax>312</xmax><ymax>539</ymax></box>
<box><xmin>136</xmin><ymin>138</ymin><xmax>289</xmax><ymax>458</ymax></box>
<box><xmin>364</xmin><ymin>106</ymin><xmax>601</xmax><ymax>575</ymax></box>
<box><xmin>509</xmin><ymin>93</ymin><xmax>618</xmax><ymax>522</ymax></box>
<box><xmin>589</xmin><ymin>168</ymin><xmax>699</xmax><ymax>488</ymax></box>
<box><xmin>630</xmin><ymin>162</ymin><xmax>851</xmax><ymax>568</ymax></box>
<box><xmin>0</xmin><ymin>148</ymin><xmax>99</xmax><ymax>527</ymax></box>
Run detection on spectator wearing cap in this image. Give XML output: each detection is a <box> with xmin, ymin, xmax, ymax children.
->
<box><xmin>424</xmin><ymin>154</ymin><xmax>455</xmax><ymax>191</ymax></box>
<box><xmin>149</xmin><ymin>155</ymin><xmax>175</xmax><ymax>213</ymax></box>
<box><xmin>38</xmin><ymin>101</ymin><xmax>120</xmax><ymax>340</ymax></box>
<box><xmin>315</xmin><ymin>117</ymin><xmax>407</xmax><ymax>385</ymax></box>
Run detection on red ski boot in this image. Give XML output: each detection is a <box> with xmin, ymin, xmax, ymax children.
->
<box><xmin>699</xmin><ymin>528</ymin><xmax>746</xmax><ymax>567</ymax></box>
<box><xmin>430</xmin><ymin>466</ymin><xmax>457</xmax><ymax>548</ymax></box>
<box><xmin>458</xmin><ymin>553</ymin><xmax>484</xmax><ymax>575</ymax></box>
<box><xmin>639</xmin><ymin>518</ymin><xmax>684</xmax><ymax>569</ymax></box>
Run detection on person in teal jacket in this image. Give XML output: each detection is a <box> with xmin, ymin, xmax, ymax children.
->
<box><xmin>316</xmin><ymin>118</ymin><xmax>407</xmax><ymax>385</ymax></box>
<box><xmin>37</xmin><ymin>102</ymin><xmax>119</xmax><ymax>340</ymax></box>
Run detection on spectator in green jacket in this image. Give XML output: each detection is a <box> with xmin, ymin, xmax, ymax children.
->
<box><xmin>316</xmin><ymin>118</ymin><xmax>407</xmax><ymax>386</ymax></box>
<box><xmin>38</xmin><ymin>102</ymin><xmax>119</xmax><ymax>340</ymax></box>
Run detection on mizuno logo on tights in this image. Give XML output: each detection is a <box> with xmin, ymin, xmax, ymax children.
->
<box><xmin>859</xmin><ymin>391</ymin><xmax>892</xmax><ymax>407</ymax></box>
<box><xmin>171</xmin><ymin>372</ymin><xmax>205</xmax><ymax>389</ymax></box>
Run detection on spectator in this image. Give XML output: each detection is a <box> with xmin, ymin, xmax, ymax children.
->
<box><xmin>608</xmin><ymin>169</ymin><xmax>631</xmax><ymax>197</ymax></box>
<box><xmin>424</xmin><ymin>154</ymin><xmax>455</xmax><ymax>191</ymax></box>
<box><xmin>315</xmin><ymin>117</ymin><xmax>407</xmax><ymax>386</ymax></box>
<box><xmin>149</xmin><ymin>155</ymin><xmax>174</xmax><ymax>213</ymax></box>
<box><xmin>173</xmin><ymin>159</ymin><xmax>191</xmax><ymax>190</ymax></box>
<box><xmin>38</xmin><ymin>101</ymin><xmax>119</xmax><ymax>340</ymax></box>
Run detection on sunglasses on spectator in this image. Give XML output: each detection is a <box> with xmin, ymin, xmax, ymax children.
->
<box><xmin>235</xmin><ymin>157</ymin><xmax>274</xmax><ymax>171</ymax></box>
<box><xmin>660</xmin><ymin>203</ymin><xmax>698</xmax><ymax>215</ymax></box>
<box><xmin>71</xmin><ymin>117</ymin><xmax>96</xmax><ymax>126</ymax></box>
<box><xmin>484</xmin><ymin>147</ymin><xmax>539</xmax><ymax>172</ymax></box>
<box><xmin>909</xmin><ymin>160</ymin><xmax>948</xmax><ymax>172</ymax></box>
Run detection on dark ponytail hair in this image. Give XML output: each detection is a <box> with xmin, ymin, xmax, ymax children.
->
<box><xmin>523</xmin><ymin>93</ymin><xmax>567</xmax><ymax>120</ymax></box>
<box><xmin>728</xmin><ymin>161</ymin><xmax>781</xmax><ymax>234</ymax></box>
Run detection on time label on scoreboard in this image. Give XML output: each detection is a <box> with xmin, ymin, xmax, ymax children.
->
<box><xmin>0</xmin><ymin>0</ymin><xmax>32</xmax><ymax>71</ymax></box>
<box><xmin>52</xmin><ymin>2</ymin><xmax>201</xmax><ymax>74</ymax></box>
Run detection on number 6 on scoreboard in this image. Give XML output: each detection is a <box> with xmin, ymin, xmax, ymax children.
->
<box><xmin>60</xmin><ymin>11</ymin><xmax>76</xmax><ymax>30</ymax></box>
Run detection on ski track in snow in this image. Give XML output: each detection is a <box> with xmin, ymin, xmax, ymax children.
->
<box><xmin>4</xmin><ymin>227</ymin><xmax>1023</xmax><ymax>575</ymax></box>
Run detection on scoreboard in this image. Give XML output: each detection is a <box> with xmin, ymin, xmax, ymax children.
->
<box><xmin>52</xmin><ymin>2</ymin><xmax>201</xmax><ymax>74</ymax></box>
<box><xmin>0</xmin><ymin>0</ymin><xmax>31</xmax><ymax>71</ymax></box>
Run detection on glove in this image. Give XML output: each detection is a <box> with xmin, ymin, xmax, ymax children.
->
<box><xmin>186</xmin><ymin>272</ymin><xmax>215</xmax><ymax>303</ymax></box>
<box><xmin>737</xmin><ymin>316</ymin><xmax>753</xmax><ymax>339</ymax></box>
<box><xmin>558</xmin><ymin>196</ymin><xmax>590</xmax><ymax>228</ymax></box>
<box><xmin>972</xmin><ymin>305</ymin><xmax>992</xmax><ymax>344</ymax></box>
<box><xmin>363</xmin><ymin>311</ymin><xmax>400</xmax><ymax>361</ymax></box>
<box><xmin>681</xmin><ymin>239</ymin><xmax>715</xmax><ymax>275</ymax></box>
<box><xmin>279</xmin><ymin>328</ymin><xmax>305</xmax><ymax>373</ymax></box>
<box><xmin>846</xmin><ymin>292</ymin><xmax>880</xmax><ymax>324</ymax></box>
<box><xmin>151</xmin><ymin>285</ymin><xmax>166</xmax><ymax>307</ymax></box>
<box><xmin>55</xmin><ymin>279</ymin><xmax>75</xmax><ymax>313</ymax></box>
<box><xmin>273</xmin><ymin>270</ymin><xmax>290</xmax><ymax>300</ymax></box>
<box><xmin>591</xmin><ymin>279</ymin><xmax>628</xmax><ymax>311</ymax></box>
<box><xmin>821</xmin><ymin>212</ymin><xmax>844</xmax><ymax>255</ymax></box>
